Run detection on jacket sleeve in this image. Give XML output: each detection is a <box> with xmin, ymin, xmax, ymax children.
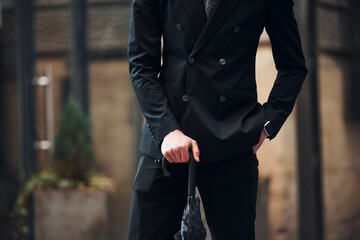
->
<box><xmin>128</xmin><ymin>0</ymin><xmax>181</xmax><ymax>149</ymax></box>
<box><xmin>263</xmin><ymin>0</ymin><xmax>308</xmax><ymax>140</ymax></box>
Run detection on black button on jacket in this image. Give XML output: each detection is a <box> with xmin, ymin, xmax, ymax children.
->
<box><xmin>128</xmin><ymin>0</ymin><xmax>308</xmax><ymax>163</ymax></box>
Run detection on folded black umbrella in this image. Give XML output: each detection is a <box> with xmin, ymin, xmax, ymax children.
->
<box><xmin>162</xmin><ymin>150</ymin><xmax>207</xmax><ymax>240</ymax></box>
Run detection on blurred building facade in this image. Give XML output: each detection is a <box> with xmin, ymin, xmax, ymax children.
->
<box><xmin>0</xmin><ymin>0</ymin><xmax>359</xmax><ymax>240</ymax></box>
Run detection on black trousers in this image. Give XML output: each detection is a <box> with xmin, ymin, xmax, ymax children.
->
<box><xmin>128</xmin><ymin>148</ymin><xmax>259</xmax><ymax>240</ymax></box>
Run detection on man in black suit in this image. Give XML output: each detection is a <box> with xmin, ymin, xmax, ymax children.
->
<box><xmin>127</xmin><ymin>0</ymin><xmax>308</xmax><ymax>238</ymax></box>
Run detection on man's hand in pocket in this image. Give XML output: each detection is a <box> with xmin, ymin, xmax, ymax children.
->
<box><xmin>253</xmin><ymin>129</ymin><xmax>267</xmax><ymax>153</ymax></box>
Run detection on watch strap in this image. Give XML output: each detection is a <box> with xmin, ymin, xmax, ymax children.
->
<box><xmin>264</xmin><ymin>120</ymin><xmax>276</xmax><ymax>139</ymax></box>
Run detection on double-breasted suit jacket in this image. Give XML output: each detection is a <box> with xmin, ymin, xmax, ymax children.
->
<box><xmin>128</xmin><ymin>0</ymin><xmax>308</xmax><ymax>163</ymax></box>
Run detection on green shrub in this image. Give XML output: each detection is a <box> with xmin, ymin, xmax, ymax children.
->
<box><xmin>52</xmin><ymin>95</ymin><xmax>95</xmax><ymax>182</ymax></box>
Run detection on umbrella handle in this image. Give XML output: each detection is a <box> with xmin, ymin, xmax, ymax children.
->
<box><xmin>188</xmin><ymin>150</ymin><xmax>196</xmax><ymax>197</ymax></box>
<box><xmin>162</xmin><ymin>156</ymin><xmax>173</xmax><ymax>178</ymax></box>
<box><xmin>162</xmin><ymin>150</ymin><xmax>196</xmax><ymax>197</ymax></box>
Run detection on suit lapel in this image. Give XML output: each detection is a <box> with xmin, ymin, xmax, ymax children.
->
<box><xmin>190</xmin><ymin>0</ymin><xmax>241</xmax><ymax>56</ymax></box>
<box><xmin>181</xmin><ymin>0</ymin><xmax>207</xmax><ymax>40</ymax></box>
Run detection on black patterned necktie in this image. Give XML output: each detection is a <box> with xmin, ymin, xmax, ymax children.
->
<box><xmin>204</xmin><ymin>0</ymin><xmax>217</xmax><ymax>19</ymax></box>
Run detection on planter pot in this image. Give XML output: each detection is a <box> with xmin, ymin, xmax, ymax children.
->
<box><xmin>34</xmin><ymin>189</ymin><xmax>108</xmax><ymax>240</ymax></box>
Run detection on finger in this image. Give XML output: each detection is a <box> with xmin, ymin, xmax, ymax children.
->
<box><xmin>176</xmin><ymin>147</ymin><xmax>184</xmax><ymax>163</ymax></box>
<box><xmin>162</xmin><ymin>142</ymin><xmax>173</xmax><ymax>163</ymax></box>
<box><xmin>253</xmin><ymin>146</ymin><xmax>257</xmax><ymax>153</ymax></box>
<box><xmin>180</xmin><ymin>147</ymin><xmax>188</xmax><ymax>163</ymax></box>
<box><xmin>164</xmin><ymin>153</ymin><xmax>173</xmax><ymax>163</ymax></box>
<box><xmin>171</xmin><ymin>148</ymin><xmax>179</xmax><ymax>163</ymax></box>
<box><xmin>179</xmin><ymin>149</ymin><xmax>185</xmax><ymax>163</ymax></box>
<box><xmin>164</xmin><ymin>150</ymin><xmax>175</xmax><ymax>163</ymax></box>
<box><xmin>176</xmin><ymin>145</ymin><xmax>186</xmax><ymax>163</ymax></box>
<box><xmin>191</xmin><ymin>141</ymin><xmax>200</xmax><ymax>162</ymax></box>
<box><xmin>171</xmin><ymin>147</ymin><xmax>181</xmax><ymax>163</ymax></box>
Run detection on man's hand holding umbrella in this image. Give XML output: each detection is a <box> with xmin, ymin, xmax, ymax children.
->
<box><xmin>161</xmin><ymin>129</ymin><xmax>201</xmax><ymax>163</ymax></box>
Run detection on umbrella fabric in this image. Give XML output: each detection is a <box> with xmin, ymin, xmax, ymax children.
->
<box><xmin>174</xmin><ymin>196</ymin><xmax>207</xmax><ymax>240</ymax></box>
